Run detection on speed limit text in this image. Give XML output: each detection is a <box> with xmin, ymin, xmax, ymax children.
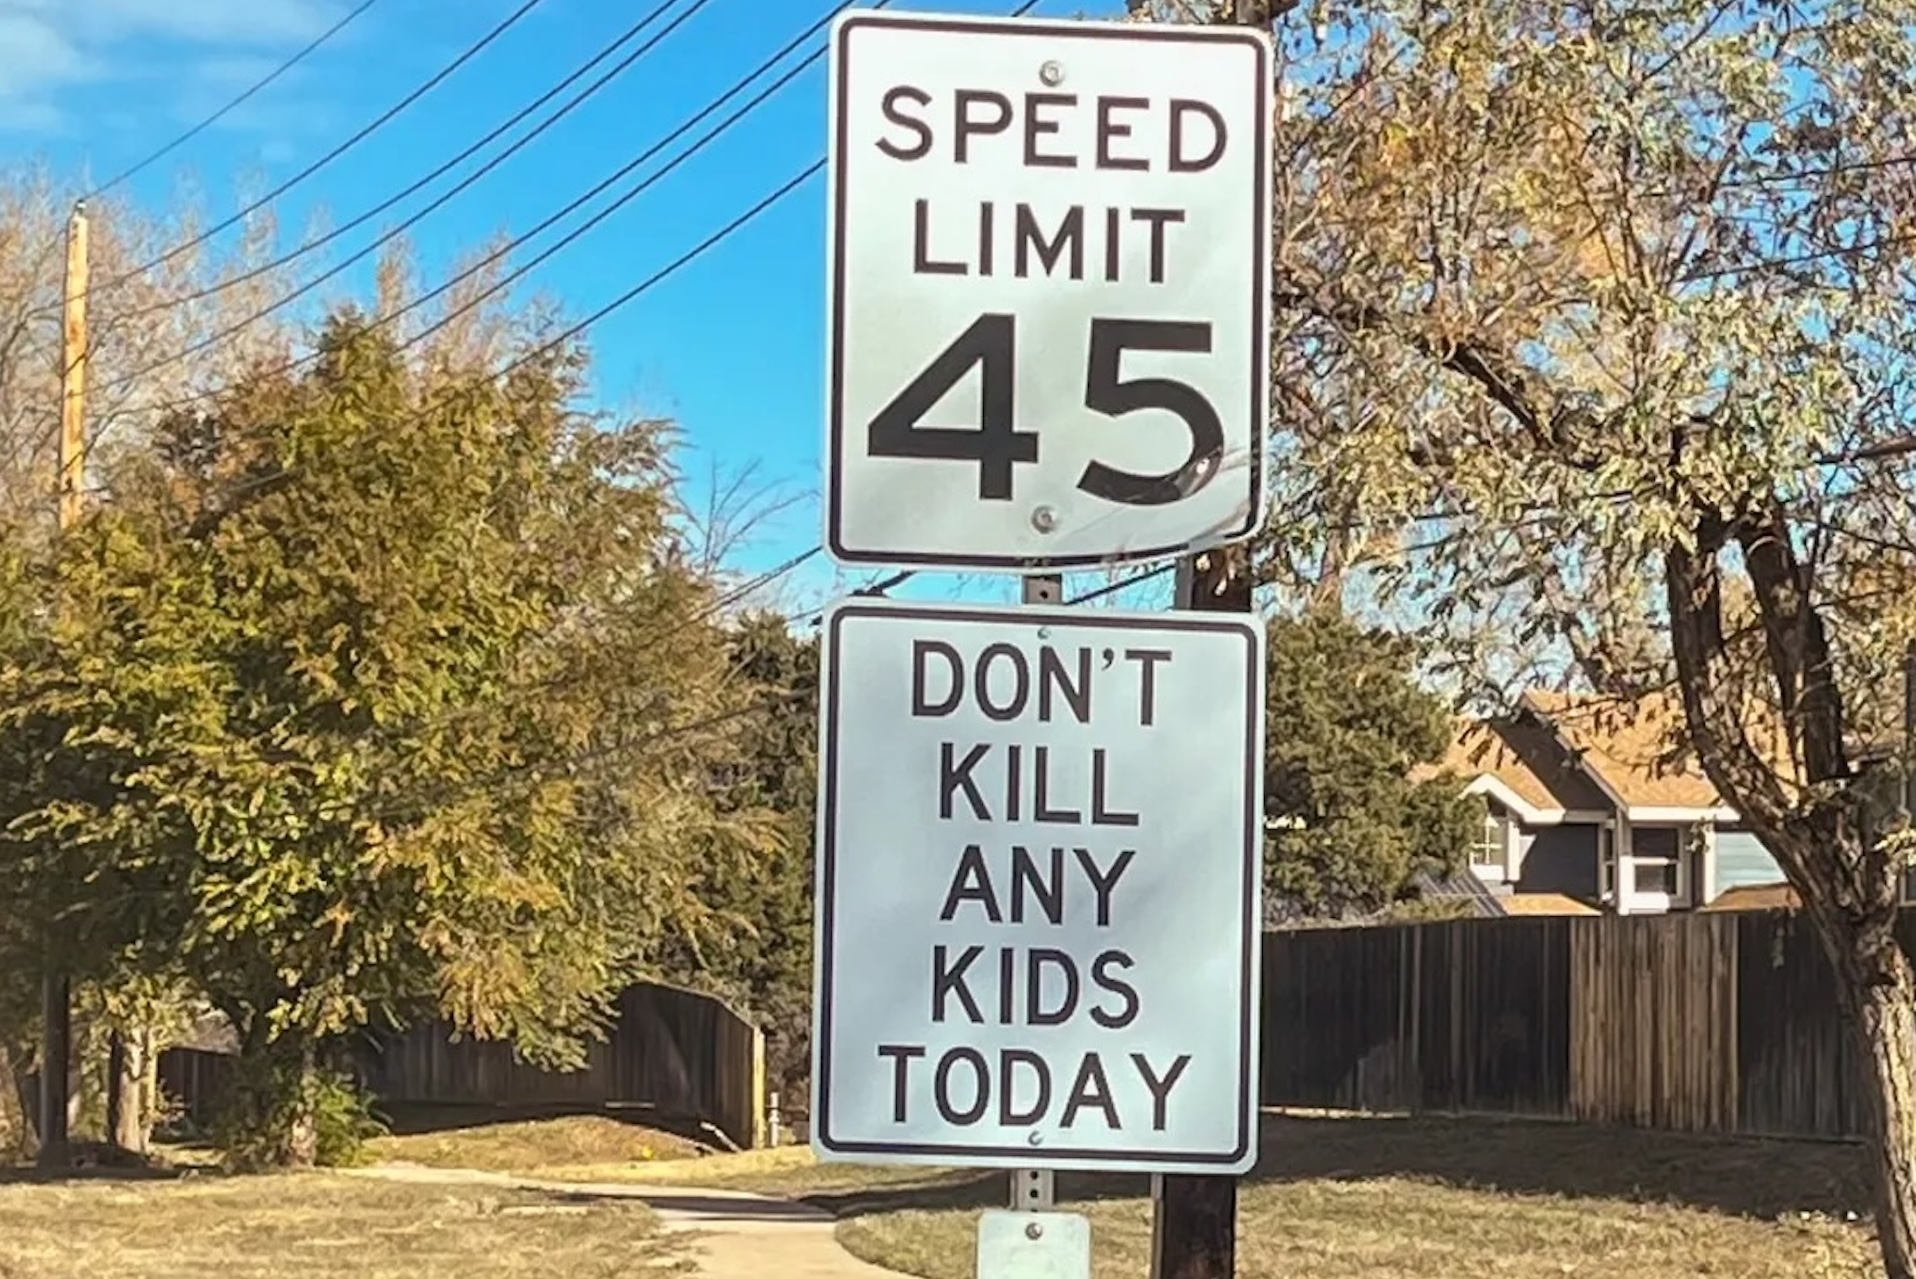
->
<box><xmin>874</xmin><ymin>87</ymin><xmax>1230</xmax><ymax>284</ymax></box>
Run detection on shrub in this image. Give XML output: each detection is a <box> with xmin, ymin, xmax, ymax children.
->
<box><xmin>212</xmin><ymin>1052</ymin><xmax>387</xmax><ymax>1171</ymax></box>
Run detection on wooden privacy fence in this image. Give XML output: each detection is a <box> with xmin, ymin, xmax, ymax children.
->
<box><xmin>160</xmin><ymin>982</ymin><xmax>766</xmax><ymax>1150</ymax></box>
<box><xmin>1260</xmin><ymin>910</ymin><xmax>1899</xmax><ymax>1140</ymax></box>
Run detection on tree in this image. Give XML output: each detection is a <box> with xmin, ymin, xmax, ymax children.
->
<box><xmin>1262</xmin><ymin>608</ymin><xmax>1474</xmax><ymax>920</ymax></box>
<box><xmin>0</xmin><ymin>309</ymin><xmax>763</xmax><ymax>1165</ymax></box>
<box><xmin>0</xmin><ymin>166</ymin><xmax>316</xmax><ymax>1154</ymax></box>
<box><xmin>1129</xmin><ymin>0</ymin><xmax>1916</xmax><ymax>1270</ymax></box>
<box><xmin>656</xmin><ymin>614</ymin><xmax>818</xmax><ymax>1100</ymax></box>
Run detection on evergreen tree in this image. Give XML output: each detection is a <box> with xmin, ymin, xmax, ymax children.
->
<box><xmin>1262</xmin><ymin>609</ymin><xmax>1474</xmax><ymax>919</ymax></box>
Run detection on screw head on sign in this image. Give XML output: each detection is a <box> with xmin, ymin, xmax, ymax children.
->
<box><xmin>1026</xmin><ymin>1130</ymin><xmax>1043</xmax><ymax>1146</ymax></box>
<box><xmin>1031</xmin><ymin>505</ymin><xmax>1059</xmax><ymax>533</ymax></box>
<box><xmin>1039</xmin><ymin>59</ymin><xmax>1064</xmax><ymax>86</ymax></box>
<box><xmin>1025</xmin><ymin>1222</ymin><xmax>1044</xmax><ymax>1241</ymax></box>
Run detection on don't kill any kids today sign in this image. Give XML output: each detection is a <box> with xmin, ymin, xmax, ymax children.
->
<box><xmin>810</xmin><ymin>599</ymin><xmax>1264</xmax><ymax>1174</ymax></box>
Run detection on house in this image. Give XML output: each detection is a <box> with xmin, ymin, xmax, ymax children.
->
<box><xmin>1432</xmin><ymin>690</ymin><xmax>1784</xmax><ymax>914</ymax></box>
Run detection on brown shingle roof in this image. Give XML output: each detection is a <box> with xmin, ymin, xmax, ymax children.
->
<box><xmin>1427</xmin><ymin>714</ymin><xmax>1611</xmax><ymax>814</ymax></box>
<box><xmin>1499</xmin><ymin>893</ymin><xmax>1600</xmax><ymax>917</ymax></box>
<box><xmin>1700</xmin><ymin>882</ymin><xmax>1800</xmax><ymax>913</ymax></box>
<box><xmin>1521</xmin><ymin>689</ymin><xmax>1725</xmax><ymax>810</ymax></box>
<box><xmin>1434</xmin><ymin>688</ymin><xmax>1795</xmax><ymax>820</ymax></box>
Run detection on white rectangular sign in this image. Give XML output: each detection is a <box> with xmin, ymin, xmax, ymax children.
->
<box><xmin>811</xmin><ymin>600</ymin><xmax>1264</xmax><ymax>1173</ymax></box>
<box><xmin>824</xmin><ymin>12</ymin><xmax>1272</xmax><ymax>571</ymax></box>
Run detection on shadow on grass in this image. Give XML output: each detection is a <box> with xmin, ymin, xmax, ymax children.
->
<box><xmin>797</xmin><ymin>1112</ymin><xmax>1875</xmax><ymax>1224</ymax></box>
<box><xmin>0</xmin><ymin>1141</ymin><xmax>199</xmax><ymax>1185</ymax></box>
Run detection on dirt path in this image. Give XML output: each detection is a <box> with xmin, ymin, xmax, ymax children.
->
<box><xmin>356</xmin><ymin>1165</ymin><xmax>901</xmax><ymax>1278</ymax></box>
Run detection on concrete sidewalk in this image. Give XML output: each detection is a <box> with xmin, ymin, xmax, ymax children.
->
<box><xmin>356</xmin><ymin>1165</ymin><xmax>901</xmax><ymax>1278</ymax></box>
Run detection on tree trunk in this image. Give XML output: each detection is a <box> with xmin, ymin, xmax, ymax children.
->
<box><xmin>1844</xmin><ymin>938</ymin><xmax>1916</xmax><ymax>1279</ymax></box>
<box><xmin>106</xmin><ymin>1029</ymin><xmax>146</xmax><ymax>1154</ymax></box>
<box><xmin>106</xmin><ymin>1030</ymin><xmax>126</xmax><ymax>1149</ymax></box>
<box><xmin>283</xmin><ymin>1039</ymin><xmax>319</xmax><ymax>1168</ymax></box>
<box><xmin>0</xmin><ymin>1044</ymin><xmax>37</xmax><ymax>1160</ymax></box>
<box><xmin>138</xmin><ymin>1029</ymin><xmax>159</xmax><ymax>1151</ymax></box>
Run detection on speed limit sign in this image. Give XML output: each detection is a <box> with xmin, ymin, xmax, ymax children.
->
<box><xmin>823</xmin><ymin>10</ymin><xmax>1271</xmax><ymax>571</ymax></box>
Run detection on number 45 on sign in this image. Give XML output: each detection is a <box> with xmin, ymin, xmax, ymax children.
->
<box><xmin>824</xmin><ymin>11</ymin><xmax>1272</xmax><ymax>571</ymax></box>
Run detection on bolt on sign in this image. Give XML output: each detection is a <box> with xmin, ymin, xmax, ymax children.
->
<box><xmin>811</xmin><ymin>600</ymin><xmax>1265</xmax><ymax>1173</ymax></box>
<box><xmin>823</xmin><ymin>11</ymin><xmax>1273</xmax><ymax>571</ymax></box>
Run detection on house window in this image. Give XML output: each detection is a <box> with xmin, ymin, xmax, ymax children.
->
<box><xmin>1632</xmin><ymin>857</ymin><xmax>1680</xmax><ymax>895</ymax></box>
<box><xmin>1631</xmin><ymin>826</ymin><xmax>1685</xmax><ymax>902</ymax></box>
<box><xmin>1471</xmin><ymin>809</ymin><xmax>1507</xmax><ymax>877</ymax></box>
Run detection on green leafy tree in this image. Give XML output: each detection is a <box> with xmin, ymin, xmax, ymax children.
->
<box><xmin>1126</xmin><ymin>0</ymin><xmax>1916</xmax><ymax>1269</ymax></box>
<box><xmin>0</xmin><ymin>311</ymin><xmax>761</xmax><ymax>1165</ymax></box>
<box><xmin>1263</xmin><ymin>609</ymin><xmax>1474</xmax><ymax>919</ymax></box>
<box><xmin>658</xmin><ymin>614</ymin><xmax>818</xmax><ymax>1099</ymax></box>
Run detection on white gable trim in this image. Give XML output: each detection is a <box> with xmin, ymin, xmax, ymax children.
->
<box><xmin>1626</xmin><ymin>805</ymin><xmax>1739</xmax><ymax>824</ymax></box>
<box><xmin>1461</xmin><ymin>775</ymin><xmax>1614</xmax><ymax>828</ymax></box>
<box><xmin>1462</xmin><ymin>774</ymin><xmax>1558</xmax><ymax>826</ymax></box>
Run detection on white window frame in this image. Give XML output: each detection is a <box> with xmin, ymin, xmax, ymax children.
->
<box><xmin>1600</xmin><ymin>822</ymin><xmax>1616</xmax><ymax>904</ymax></box>
<box><xmin>1625</xmin><ymin>824</ymin><xmax>1692</xmax><ymax>912</ymax></box>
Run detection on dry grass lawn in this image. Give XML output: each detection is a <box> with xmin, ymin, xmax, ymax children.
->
<box><xmin>0</xmin><ymin>1171</ymin><xmax>686</xmax><ymax>1279</ymax></box>
<box><xmin>366</xmin><ymin>1107</ymin><xmax>704</xmax><ymax>1172</ymax></box>
<box><xmin>560</xmin><ymin>1112</ymin><xmax>1888</xmax><ymax>1278</ymax></box>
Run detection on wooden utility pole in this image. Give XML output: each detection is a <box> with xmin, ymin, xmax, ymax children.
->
<box><xmin>1143</xmin><ymin>7</ymin><xmax>1273</xmax><ymax>1277</ymax></box>
<box><xmin>38</xmin><ymin>199</ymin><xmax>89</xmax><ymax>1169</ymax></box>
<box><xmin>58</xmin><ymin>202</ymin><xmax>89</xmax><ymax>529</ymax></box>
<box><xmin>1149</xmin><ymin>545</ymin><xmax>1254</xmax><ymax>1279</ymax></box>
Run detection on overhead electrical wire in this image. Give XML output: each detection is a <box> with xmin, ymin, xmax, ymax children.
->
<box><xmin>80</xmin><ymin>0</ymin><xmax>1044</xmax><ymax>497</ymax></box>
<box><xmin>1067</xmin><ymin>563</ymin><xmax>1177</xmax><ymax>605</ymax></box>
<box><xmin>82</xmin><ymin>0</ymin><xmax>554</xmax><ymax>301</ymax></box>
<box><xmin>84</xmin><ymin>0</ymin><xmax>391</xmax><ymax>201</ymax></box>
<box><xmin>386</xmin><ymin>546</ymin><xmax>825</xmax><ymax>743</ymax></box>
<box><xmin>84</xmin><ymin>0</ymin><xmax>388</xmax><ymax>202</ymax></box>
<box><xmin>385</xmin><ymin>17</ymin><xmax>847</xmax><ymax>355</ymax></box>
<box><xmin>95</xmin><ymin>0</ymin><xmax>867</xmax><ymax>406</ymax></box>
<box><xmin>155</xmin><ymin>157</ymin><xmax>827</xmax><ymax>511</ymax></box>
<box><xmin>125</xmin><ymin>0</ymin><xmax>708</xmax><ymax>321</ymax></box>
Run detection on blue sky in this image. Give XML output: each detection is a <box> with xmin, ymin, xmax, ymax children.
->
<box><xmin>2</xmin><ymin>0</ymin><xmax>1160</xmax><ymax>616</ymax></box>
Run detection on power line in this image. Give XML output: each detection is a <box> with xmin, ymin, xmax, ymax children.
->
<box><xmin>93</xmin><ymin>0</ymin><xmax>860</xmax><ymax>410</ymax></box>
<box><xmin>80</xmin><ymin>0</ymin><xmax>1041</xmax><ymax>493</ymax></box>
<box><xmin>798</xmin><ymin>570</ymin><xmax>916</xmax><ymax>628</ymax></box>
<box><xmin>1067</xmin><ymin>563</ymin><xmax>1176</xmax><ymax>605</ymax></box>
<box><xmin>145</xmin><ymin>157</ymin><xmax>825</xmax><ymax>512</ymax></box>
<box><xmin>82</xmin><ymin>0</ymin><xmax>553</xmax><ymax>302</ymax></box>
<box><xmin>120</xmin><ymin>0</ymin><xmax>706</xmax><ymax>322</ymax></box>
<box><xmin>441</xmin><ymin>158</ymin><xmax>827</xmax><ymax>408</ymax></box>
<box><xmin>385</xmin><ymin>20</ymin><xmax>842</xmax><ymax>359</ymax></box>
<box><xmin>362</xmin><ymin>687</ymin><xmax>805</xmax><ymax>831</ymax></box>
<box><xmin>382</xmin><ymin>546</ymin><xmax>824</xmax><ymax>745</ymax></box>
<box><xmin>83</xmin><ymin>0</ymin><xmax>389</xmax><ymax>201</ymax></box>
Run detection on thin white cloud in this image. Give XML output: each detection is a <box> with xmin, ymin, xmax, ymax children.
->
<box><xmin>8</xmin><ymin>0</ymin><xmax>342</xmax><ymax>45</ymax></box>
<box><xmin>0</xmin><ymin>11</ymin><xmax>95</xmax><ymax>130</ymax></box>
<box><xmin>0</xmin><ymin>0</ymin><xmax>350</xmax><ymax>134</ymax></box>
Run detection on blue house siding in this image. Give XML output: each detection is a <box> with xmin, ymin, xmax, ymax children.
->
<box><xmin>1716</xmin><ymin>827</ymin><xmax>1784</xmax><ymax>894</ymax></box>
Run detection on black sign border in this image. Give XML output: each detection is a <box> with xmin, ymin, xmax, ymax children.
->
<box><xmin>812</xmin><ymin>599</ymin><xmax>1263</xmax><ymax>1168</ymax></box>
<box><xmin>823</xmin><ymin>13</ymin><xmax>1273</xmax><ymax>571</ymax></box>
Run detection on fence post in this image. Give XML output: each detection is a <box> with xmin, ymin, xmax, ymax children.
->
<box><xmin>749</xmin><ymin>1023</ymin><xmax>768</xmax><ymax>1149</ymax></box>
